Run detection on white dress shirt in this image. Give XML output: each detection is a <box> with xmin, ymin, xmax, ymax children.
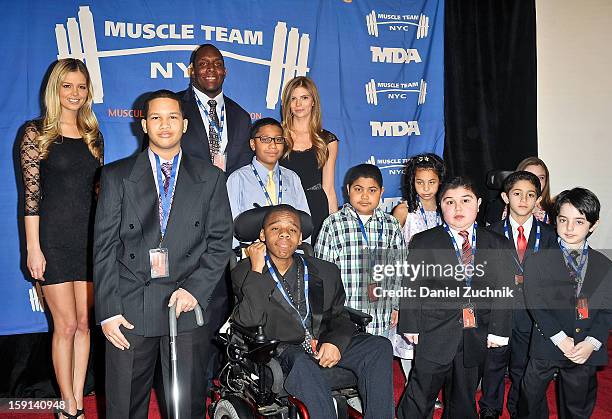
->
<box><xmin>508</xmin><ymin>214</ymin><xmax>533</xmax><ymax>248</ymax></box>
<box><xmin>193</xmin><ymin>88</ymin><xmax>229</xmax><ymax>155</ymax></box>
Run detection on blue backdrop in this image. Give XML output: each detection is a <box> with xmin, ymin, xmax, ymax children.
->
<box><xmin>0</xmin><ymin>0</ymin><xmax>444</xmax><ymax>335</ymax></box>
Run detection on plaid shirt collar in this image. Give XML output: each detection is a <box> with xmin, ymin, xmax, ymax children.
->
<box><xmin>341</xmin><ymin>203</ymin><xmax>385</xmax><ymax>224</ymax></box>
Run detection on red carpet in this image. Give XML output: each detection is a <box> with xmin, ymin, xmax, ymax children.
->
<box><xmin>4</xmin><ymin>334</ymin><xmax>612</xmax><ymax>418</ymax></box>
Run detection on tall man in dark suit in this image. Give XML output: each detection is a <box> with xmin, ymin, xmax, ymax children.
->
<box><xmin>519</xmin><ymin>188</ymin><xmax>612</xmax><ymax>419</ymax></box>
<box><xmin>479</xmin><ymin>171</ymin><xmax>558</xmax><ymax>419</ymax></box>
<box><xmin>178</xmin><ymin>42</ymin><xmax>253</xmax><ymax>385</ymax></box>
<box><xmin>178</xmin><ymin>43</ymin><xmax>252</xmax><ymax>175</ymax></box>
<box><xmin>94</xmin><ymin>90</ymin><xmax>233</xmax><ymax>418</ymax></box>
<box><xmin>232</xmin><ymin>205</ymin><xmax>395</xmax><ymax>419</ymax></box>
<box><xmin>397</xmin><ymin>177</ymin><xmax>514</xmax><ymax>419</ymax></box>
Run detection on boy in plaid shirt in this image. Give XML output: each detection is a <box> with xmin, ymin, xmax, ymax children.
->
<box><xmin>315</xmin><ymin>164</ymin><xmax>406</xmax><ymax>336</ymax></box>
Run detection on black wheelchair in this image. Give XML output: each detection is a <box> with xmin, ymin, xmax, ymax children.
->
<box><xmin>208</xmin><ymin>307</ymin><xmax>372</xmax><ymax>418</ymax></box>
<box><xmin>208</xmin><ymin>206</ymin><xmax>372</xmax><ymax>419</ymax></box>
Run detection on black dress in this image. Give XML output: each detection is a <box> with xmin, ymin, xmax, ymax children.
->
<box><xmin>21</xmin><ymin>122</ymin><xmax>102</xmax><ymax>285</ymax></box>
<box><xmin>280</xmin><ymin>129</ymin><xmax>338</xmax><ymax>241</ymax></box>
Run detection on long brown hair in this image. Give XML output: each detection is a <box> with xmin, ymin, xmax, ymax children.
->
<box><xmin>36</xmin><ymin>59</ymin><xmax>102</xmax><ymax>163</ymax></box>
<box><xmin>516</xmin><ymin>156</ymin><xmax>552</xmax><ymax>213</ymax></box>
<box><xmin>281</xmin><ymin>76</ymin><xmax>328</xmax><ymax>168</ymax></box>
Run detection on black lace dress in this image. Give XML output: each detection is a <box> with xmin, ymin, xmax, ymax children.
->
<box><xmin>280</xmin><ymin>129</ymin><xmax>338</xmax><ymax>241</ymax></box>
<box><xmin>20</xmin><ymin>123</ymin><xmax>102</xmax><ymax>285</ymax></box>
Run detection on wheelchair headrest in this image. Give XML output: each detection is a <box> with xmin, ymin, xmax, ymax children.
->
<box><xmin>233</xmin><ymin>204</ymin><xmax>314</xmax><ymax>242</ymax></box>
<box><xmin>485</xmin><ymin>170</ymin><xmax>514</xmax><ymax>191</ymax></box>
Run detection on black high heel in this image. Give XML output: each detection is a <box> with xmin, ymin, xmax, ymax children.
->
<box><xmin>55</xmin><ymin>408</ymin><xmax>80</xmax><ymax>419</ymax></box>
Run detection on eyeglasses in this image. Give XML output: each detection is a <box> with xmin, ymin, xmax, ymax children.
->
<box><xmin>253</xmin><ymin>136</ymin><xmax>286</xmax><ymax>144</ymax></box>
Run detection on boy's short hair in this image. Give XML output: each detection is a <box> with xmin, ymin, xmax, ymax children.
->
<box><xmin>262</xmin><ymin>204</ymin><xmax>302</xmax><ymax>229</ymax></box>
<box><xmin>250</xmin><ymin>117</ymin><xmax>282</xmax><ymax>139</ymax></box>
<box><xmin>346</xmin><ymin>164</ymin><xmax>383</xmax><ymax>188</ymax></box>
<box><xmin>503</xmin><ymin>171</ymin><xmax>542</xmax><ymax>197</ymax></box>
<box><xmin>553</xmin><ymin>187</ymin><xmax>600</xmax><ymax>226</ymax></box>
<box><xmin>143</xmin><ymin>89</ymin><xmax>184</xmax><ymax>117</ymax></box>
<box><xmin>437</xmin><ymin>176</ymin><xmax>479</xmax><ymax>202</ymax></box>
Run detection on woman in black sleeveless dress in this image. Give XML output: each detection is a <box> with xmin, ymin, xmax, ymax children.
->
<box><xmin>20</xmin><ymin>59</ymin><xmax>103</xmax><ymax>419</ymax></box>
<box><xmin>280</xmin><ymin>76</ymin><xmax>339</xmax><ymax>241</ymax></box>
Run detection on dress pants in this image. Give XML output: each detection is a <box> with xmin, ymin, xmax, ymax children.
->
<box><xmin>105</xmin><ymin>327</ymin><xmax>210</xmax><ymax>419</ymax></box>
<box><xmin>398</xmin><ymin>338</ymin><xmax>480</xmax><ymax>419</ymax></box>
<box><xmin>518</xmin><ymin>358</ymin><xmax>597</xmax><ymax>419</ymax></box>
<box><xmin>277</xmin><ymin>334</ymin><xmax>395</xmax><ymax>419</ymax></box>
<box><xmin>479</xmin><ymin>326</ymin><xmax>535</xmax><ymax>417</ymax></box>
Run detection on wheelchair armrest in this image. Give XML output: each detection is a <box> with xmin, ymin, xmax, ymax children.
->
<box><xmin>344</xmin><ymin>306</ymin><xmax>372</xmax><ymax>327</ymax></box>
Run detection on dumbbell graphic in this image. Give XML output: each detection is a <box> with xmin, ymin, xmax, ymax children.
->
<box><xmin>366</xmin><ymin>10</ymin><xmax>429</xmax><ymax>39</ymax></box>
<box><xmin>365</xmin><ymin>79</ymin><xmax>427</xmax><ymax>106</ymax></box>
<box><xmin>55</xmin><ymin>6</ymin><xmax>310</xmax><ymax>109</ymax></box>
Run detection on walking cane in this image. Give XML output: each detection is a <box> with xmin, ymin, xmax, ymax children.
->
<box><xmin>168</xmin><ymin>302</ymin><xmax>204</xmax><ymax>419</ymax></box>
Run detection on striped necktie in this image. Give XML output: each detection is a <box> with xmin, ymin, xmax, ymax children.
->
<box><xmin>458</xmin><ymin>230</ymin><xmax>472</xmax><ymax>266</ymax></box>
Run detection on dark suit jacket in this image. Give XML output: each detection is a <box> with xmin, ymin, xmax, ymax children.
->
<box><xmin>93</xmin><ymin>150</ymin><xmax>233</xmax><ymax>337</ymax></box>
<box><xmin>398</xmin><ymin>225</ymin><xmax>514</xmax><ymax>367</ymax></box>
<box><xmin>178</xmin><ymin>87</ymin><xmax>252</xmax><ymax>175</ymax></box>
<box><xmin>524</xmin><ymin>247</ymin><xmax>612</xmax><ymax>366</ymax></box>
<box><xmin>489</xmin><ymin>218</ymin><xmax>558</xmax><ymax>332</ymax></box>
<box><xmin>232</xmin><ymin>256</ymin><xmax>356</xmax><ymax>354</ymax></box>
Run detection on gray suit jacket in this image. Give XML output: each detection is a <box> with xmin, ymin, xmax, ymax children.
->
<box><xmin>93</xmin><ymin>150</ymin><xmax>233</xmax><ymax>337</ymax></box>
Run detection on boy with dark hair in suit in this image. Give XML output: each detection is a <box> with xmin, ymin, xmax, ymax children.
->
<box><xmin>397</xmin><ymin>176</ymin><xmax>514</xmax><ymax>419</ymax></box>
<box><xmin>94</xmin><ymin>90</ymin><xmax>233</xmax><ymax>418</ymax></box>
<box><xmin>479</xmin><ymin>171</ymin><xmax>558</xmax><ymax>419</ymax></box>
<box><xmin>232</xmin><ymin>205</ymin><xmax>395</xmax><ymax>418</ymax></box>
<box><xmin>519</xmin><ymin>187</ymin><xmax>612</xmax><ymax>419</ymax></box>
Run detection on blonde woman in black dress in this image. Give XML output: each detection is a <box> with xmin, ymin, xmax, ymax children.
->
<box><xmin>280</xmin><ymin>76</ymin><xmax>339</xmax><ymax>240</ymax></box>
<box><xmin>20</xmin><ymin>59</ymin><xmax>103</xmax><ymax>419</ymax></box>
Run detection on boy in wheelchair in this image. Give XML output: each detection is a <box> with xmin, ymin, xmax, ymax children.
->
<box><xmin>216</xmin><ymin>204</ymin><xmax>394</xmax><ymax>418</ymax></box>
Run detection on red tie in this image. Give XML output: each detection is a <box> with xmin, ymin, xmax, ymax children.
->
<box><xmin>458</xmin><ymin>230</ymin><xmax>472</xmax><ymax>266</ymax></box>
<box><xmin>517</xmin><ymin>225</ymin><xmax>527</xmax><ymax>263</ymax></box>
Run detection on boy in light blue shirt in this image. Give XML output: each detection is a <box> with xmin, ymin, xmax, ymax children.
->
<box><xmin>227</xmin><ymin>118</ymin><xmax>309</xmax><ymax>248</ymax></box>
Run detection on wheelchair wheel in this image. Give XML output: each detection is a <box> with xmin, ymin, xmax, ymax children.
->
<box><xmin>213</xmin><ymin>396</ymin><xmax>253</xmax><ymax>419</ymax></box>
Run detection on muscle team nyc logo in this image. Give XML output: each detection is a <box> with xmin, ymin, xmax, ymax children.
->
<box><xmin>366</xmin><ymin>155</ymin><xmax>408</xmax><ymax>174</ymax></box>
<box><xmin>365</xmin><ymin>10</ymin><xmax>429</xmax><ymax>39</ymax></box>
<box><xmin>365</xmin><ymin>79</ymin><xmax>427</xmax><ymax>106</ymax></box>
<box><xmin>55</xmin><ymin>6</ymin><xmax>311</xmax><ymax>109</ymax></box>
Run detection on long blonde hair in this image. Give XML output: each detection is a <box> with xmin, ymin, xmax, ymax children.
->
<box><xmin>281</xmin><ymin>76</ymin><xmax>328</xmax><ymax>168</ymax></box>
<box><xmin>36</xmin><ymin>59</ymin><xmax>102</xmax><ymax>163</ymax></box>
<box><xmin>516</xmin><ymin>156</ymin><xmax>552</xmax><ymax>213</ymax></box>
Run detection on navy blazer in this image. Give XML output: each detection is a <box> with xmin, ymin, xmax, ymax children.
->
<box><xmin>398</xmin><ymin>225</ymin><xmax>515</xmax><ymax>367</ymax></box>
<box><xmin>489</xmin><ymin>218</ymin><xmax>558</xmax><ymax>332</ymax></box>
<box><xmin>524</xmin><ymin>247</ymin><xmax>612</xmax><ymax>366</ymax></box>
<box><xmin>178</xmin><ymin>87</ymin><xmax>252</xmax><ymax>175</ymax></box>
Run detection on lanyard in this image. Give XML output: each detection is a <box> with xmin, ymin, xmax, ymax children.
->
<box><xmin>251</xmin><ymin>163</ymin><xmax>282</xmax><ymax>205</ymax></box>
<box><xmin>265</xmin><ymin>254</ymin><xmax>310</xmax><ymax>329</ymax></box>
<box><xmin>504</xmin><ymin>218</ymin><xmax>541</xmax><ymax>273</ymax></box>
<box><xmin>444</xmin><ymin>222</ymin><xmax>477</xmax><ymax>286</ymax></box>
<box><xmin>356</xmin><ymin>214</ymin><xmax>383</xmax><ymax>248</ymax></box>
<box><xmin>417</xmin><ymin>197</ymin><xmax>441</xmax><ymax>228</ymax></box>
<box><xmin>558</xmin><ymin>238</ymin><xmax>588</xmax><ymax>296</ymax></box>
<box><xmin>542</xmin><ymin>213</ymin><xmax>549</xmax><ymax>224</ymax></box>
<box><xmin>194</xmin><ymin>91</ymin><xmax>225</xmax><ymax>144</ymax></box>
<box><xmin>155</xmin><ymin>153</ymin><xmax>179</xmax><ymax>240</ymax></box>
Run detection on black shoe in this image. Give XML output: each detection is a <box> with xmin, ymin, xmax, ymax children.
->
<box><xmin>479</xmin><ymin>408</ymin><xmax>500</xmax><ymax>419</ymax></box>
